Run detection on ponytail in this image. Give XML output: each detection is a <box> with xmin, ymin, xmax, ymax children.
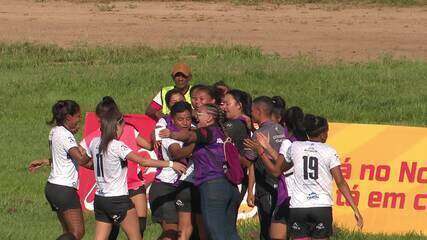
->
<box><xmin>47</xmin><ymin>100</ymin><xmax>80</xmax><ymax>126</ymax></box>
<box><xmin>96</xmin><ymin>96</ymin><xmax>120</xmax><ymax>119</ymax></box>
<box><xmin>272</xmin><ymin>96</ymin><xmax>286</xmax><ymax>125</ymax></box>
<box><xmin>100</xmin><ymin>111</ymin><xmax>123</xmax><ymax>153</ymax></box>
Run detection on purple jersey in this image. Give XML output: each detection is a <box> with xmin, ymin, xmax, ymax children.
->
<box><xmin>164</xmin><ymin>115</ymin><xmax>179</xmax><ymax>131</ymax></box>
<box><xmin>192</xmin><ymin>125</ymin><xmax>226</xmax><ymax>186</ymax></box>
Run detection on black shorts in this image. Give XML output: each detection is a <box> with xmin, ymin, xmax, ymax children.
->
<box><xmin>129</xmin><ymin>185</ymin><xmax>146</xmax><ymax>198</ymax></box>
<box><xmin>272</xmin><ymin>198</ymin><xmax>290</xmax><ymax>224</ymax></box>
<box><xmin>149</xmin><ymin>182</ymin><xmax>179</xmax><ymax>224</ymax></box>
<box><xmin>94</xmin><ymin>195</ymin><xmax>134</xmax><ymax>225</ymax></box>
<box><xmin>289</xmin><ymin>207</ymin><xmax>333</xmax><ymax>239</ymax></box>
<box><xmin>45</xmin><ymin>182</ymin><xmax>81</xmax><ymax>212</ymax></box>
<box><xmin>176</xmin><ymin>182</ymin><xmax>201</xmax><ymax>214</ymax></box>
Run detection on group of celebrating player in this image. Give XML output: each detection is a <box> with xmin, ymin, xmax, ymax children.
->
<box><xmin>29</xmin><ymin>62</ymin><xmax>363</xmax><ymax>240</ymax></box>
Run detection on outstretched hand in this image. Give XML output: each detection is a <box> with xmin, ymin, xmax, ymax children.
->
<box><xmin>28</xmin><ymin>159</ymin><xmax>49</xmax><ymax>173</ymax></box>
<box><xmin>255</xmin><ymin>132</ymin><xmax>270</xmax><ymax>149</ymax></box>
<box><xmin>244</xmin><ymin>138</ymin><xmax>263</xmax><ymax>154</ymax></box>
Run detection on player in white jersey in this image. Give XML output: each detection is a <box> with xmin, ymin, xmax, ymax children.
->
<box><xmin>247</xmin><ymin>114</ymin><xmax>363</xmax><ymax>239</ymax></box>
<box><xmin>28</xmin><ymin>100</ymin><xmax>91</xmax><ymax>240</ymax></box>
<box><xmin>150</xmin><ymin>101</ymin><xmax>196</xmax><ymax>240</ymax></box>
<box><xmin>83</xmin><ymin>111</ymin><xmax>186</xmax><ymax>240</ymax></box>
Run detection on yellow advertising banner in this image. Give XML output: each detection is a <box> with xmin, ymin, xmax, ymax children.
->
<box><xmin>328</xmin><ymin>123</ymin><xmax>427</xmax><ymax>234</ymax></box>
<box><xmin>237</xmin><ymin>122</ymin><xmax>427</xmax><ymax>235</ymax></box>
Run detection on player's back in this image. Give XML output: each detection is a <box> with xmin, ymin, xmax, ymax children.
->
<box><xmin>286</xmin><ymin>141</ymin><xmax>341</xmax><ymax>208</ymax></box>
<box><xmin>89</xmin><ymin>137</ymin><xmax>131</xmax><ymax>197</ymax></box>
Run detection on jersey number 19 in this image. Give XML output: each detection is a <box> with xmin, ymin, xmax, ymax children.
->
<box><xmin>303</xmin><ymin>156</ymin><xmax>318</xmax><ymax>180</ymax></box>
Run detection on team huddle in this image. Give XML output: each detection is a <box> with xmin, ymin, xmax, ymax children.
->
<box><xmin>29</xmin><ymin>63</ymin><xmax>363</xmax><ymax>240</ymax></box>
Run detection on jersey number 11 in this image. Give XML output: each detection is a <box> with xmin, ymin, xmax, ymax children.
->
<box><xmin>96</xmin><ymin>153</ymin><xmax>105</xmax><ymax>179</ymax></box>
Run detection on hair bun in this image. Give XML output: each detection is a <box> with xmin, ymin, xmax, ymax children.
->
<box><xmin>56</xmin><ymin>100</ymin><xmax>66</xmax><ymax>107</ymax></box>
<box><xmin>271</xmin><ymin>96</ymin><xmax>285</xmax><ymax>108</ymax></box>
<box><xmin>102</xmin><ymin>96</ymin><xmax>114</xmax><ymax>103</ymax></box>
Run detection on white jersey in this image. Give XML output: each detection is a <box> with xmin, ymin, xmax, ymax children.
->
<box><xmin>156</xmin><ymin>138</ymin><xmax>184</xmax><ymax>184</ymax></box>
<box><xmin>47</xmin><ymin>126</ymin><xmax>79</xmax><ymax>188</ymax></box>
<box><xmin>285</xmin><ymin>141</ymin><xmax>341</xmax><ymax>208</ymax></box>
<box><xmin>179</xmin><ymin>160</ymin><xmax>195</xmax><ymax>183</ymax></box>
<box><xmin>279</xmin><ymin>139</ymin><xmax>295</xmax><ymax>197</ymax></box>
<box><xmin>86</xmin><ymin>137</ymin><xmax>132</xmax><ymax>197</ymax></box>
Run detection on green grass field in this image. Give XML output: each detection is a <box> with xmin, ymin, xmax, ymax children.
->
<box><xmin>0</xmin><ymin>43</ymin><xmax>426</xmax><ymax>239</ymax></box>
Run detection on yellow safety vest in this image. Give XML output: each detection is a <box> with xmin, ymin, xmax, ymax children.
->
<box><xmin>161</xmin><ymin>85</ymin><xmax>192</xmax><ymax>114</ymax></box>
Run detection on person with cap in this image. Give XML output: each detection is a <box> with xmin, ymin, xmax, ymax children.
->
<box><xmin>146</xmin><ymin>63</ymin><xmax>193</xmax><ymax>121</ymax></box>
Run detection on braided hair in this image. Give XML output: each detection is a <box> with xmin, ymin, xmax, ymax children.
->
<box><xmin>203</xmin><ymin>103</ymin><xmax>227</xmax><ymax>133</ymax></box>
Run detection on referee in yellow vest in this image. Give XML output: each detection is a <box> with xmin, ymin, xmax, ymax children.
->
<box><xmin>145</xmin><ymin>62</ymin><xmax>193</xmax><ymax>121</ymax></box>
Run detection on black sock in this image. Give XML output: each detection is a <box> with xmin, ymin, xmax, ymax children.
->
<box><xmin>108</xmin><ymin>224</ymin><xmax>120</xmax><ymax>240</ymax></box>
<box><xmin>139</xmin><ymin>217</ymin><xmax>147</xmax><ymax>237</ymax></box>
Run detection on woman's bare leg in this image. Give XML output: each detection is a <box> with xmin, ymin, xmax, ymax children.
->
<box><xmin>178</xmin><ymin>212</ymin><xmax>193</xmax><ymax>240</ymax></box>
<box><xmin>120</xmin><ymin>208</ymin><xmax>142</xmax><ymax>240</ymax></box>
<box><xmin>95</xmin><ymin>221</ymin><xmax>113</xmax><ymax>240</ymax></box>
<box><xmin>130</xmin><ymin>193</ymin><xmax>148</xmax><ymax>237</ymax></box>
<box><xmin>270</xmin><ymin>222</ymin><xmax>287</xmax><ymax>240</ymax></box>
<box><xmin>60</xmin><ymin>208</ymin><xmax>85</xmax><ymax>240</ymax></box>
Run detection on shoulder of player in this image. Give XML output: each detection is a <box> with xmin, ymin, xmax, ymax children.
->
<box><xmin>162</xmin><ymin>137</ymin><xmax>183</xmax><ymax>148</ymax></box>
<box><xmin>309</xmin><ymin>142</ymin><xmax>337</xmax><ymax>156</ymax></box>
<box><xmin>260</xmin><ymin>122</ymin><xmax>285</xmax><ymax>135</ymax></box>
<box><xmin>156</xmin><ymin>117</ymin><xmax>168</xmax><ymax>127</ymax></box>
<box><xmin>51</xmin><ymin>125</ymin><xmax>67</xmax><ymax>136</ymax></box>
<box><xmin>89</xmin><ymin>136</ymin><xmax>101</xmax><ymax>148</ymax></box>
<box><xmin>53</xmin><ymin>126</ymin><xmax>75</xmax><ymax>142</ymax></box>
<box><xmin>224</xmin><ymin>119</ymin><xmax>246</xmax><ymax>133</ymax></box>
<box><xmin>121</xmin><ymin>124</ymin><xmax>138</xmax><ymax>137</ymax></box>
<box><xmin>123</xmin><ymin>124</ymin><xmax>136</xmax><ymax>131</ymax></box>
<box><xmin>273</xmin><ymin>122</ymin><xmax>285</xmax><ymax>130</ymax></box>
<box><xmin>110</xmin><ymin>139</ymin><xmax>126</xmax><ymax>147</ymax></box>
<box><xmin>48</xmin><ymin>126</ymin><xmax>57</xmax><ymax>140</ymax></box>
<box><xmin>321</xmin><ymin>143</ymin><xmax>338</xmax><ymax>156</ymax></box>
<box><xmin>108</xmin><ymin>139</ymin><xmax>131</xmax><ymax>156</ymax></box>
